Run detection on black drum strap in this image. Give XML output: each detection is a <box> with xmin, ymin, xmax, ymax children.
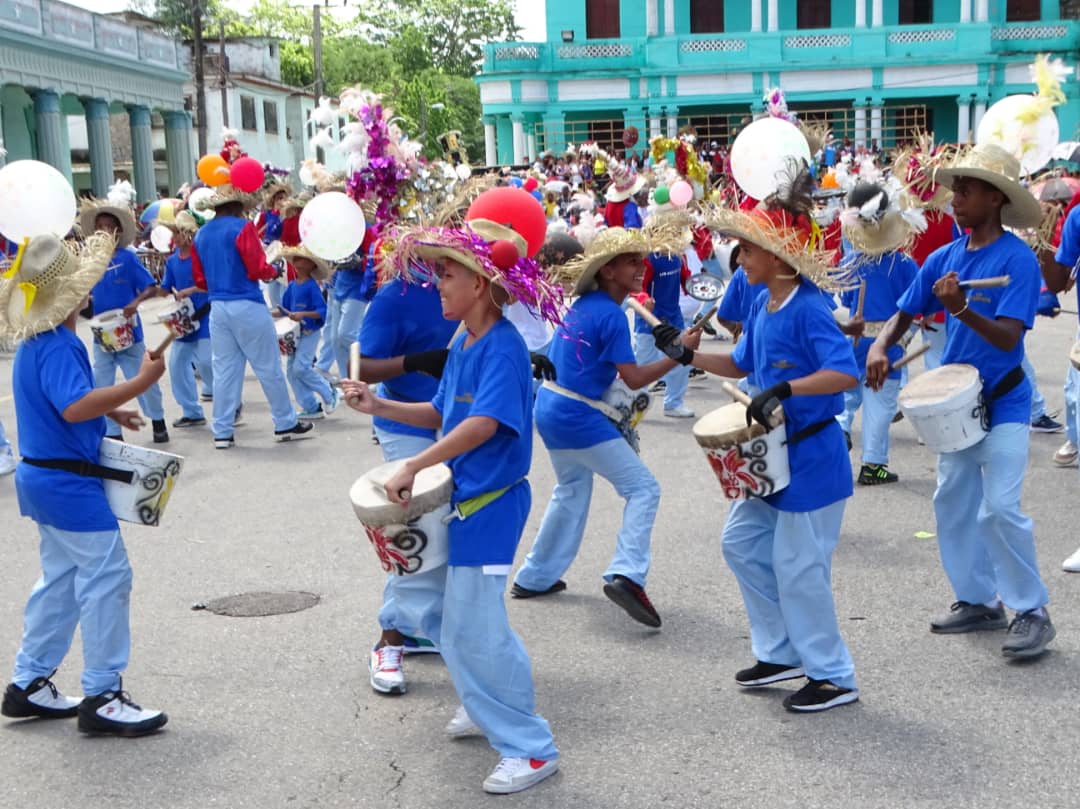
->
<box><xmin>21</xmin><ymin>457</ymin><xmax>134</xmax><ymax>484</ymax></box>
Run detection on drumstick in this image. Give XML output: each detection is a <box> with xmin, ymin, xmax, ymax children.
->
<box><xmin>721</xmin><ymin>380</ymin><xmax>752</xmax><ymax>406</ymax></box>
<box><xmin>891</xmin><ymin>342</ymin><xmax>931</xmax><ymax>371</ymax></box>
<box><xmin>689</xmin><ymin>303</ymin><xmax>718</xmax><ymax>333</ymax></box>
<box><xmin>346</xmin><ymin>342</ymin><xmax>363</xmax><ymax>408</ymax></box>
<box><xmin>958</xmin><ymin>275</ymin><xmax>1009</xmax><ymax>289</ymax></box>
<box><xmin>626</xmin><ymin>297</ymin><xmax>662</xmax><ymax>328</ymax></box>
<box><xmin>851</xmin><ymin>280</ymin><xmax>867</xmax><ymax>345</ymax></box>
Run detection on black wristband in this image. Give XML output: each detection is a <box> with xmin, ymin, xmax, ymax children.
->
<box><xmin>677</xmin><ymin>347</ymin><xmax>695</xmax><ymax>366</ymax></box>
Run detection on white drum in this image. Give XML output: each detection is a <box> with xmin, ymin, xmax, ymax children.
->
<box><xmin>1070</xmin><ymin>341</ymin><xmax>1080</xmax><ymax>372</ymax></box>
<box><xmin>155</xmin><ymin>297</ymin><xmax>199</xmax><ymax>339</ymax></box>
<box><xmin>89</xmin><ymin>309</ymin><xmax>136</xmax><ymax>353</ymax></box>
<box><xmin>275</xmin><ymin>317</ymin><xmax>300</xmax><ymax>356</ymax></box>
<box><xmin>692</xmin><ymin>402</ymin><xmax>790</xmax><ymax>500</ymax></box>
<box><xmin>898</xmin><ymin>363</ymin><xmax>986</xmax><ymax>453</ymax></box>
<box><xmin>99</xmin><ymin>438</ymin><xmax>184</xmax><ymax>526</ymax></box>
<box><xmin>349</xmin><ymin>460</ymin><xmax>452</xmax><ymax>576</ymax></box>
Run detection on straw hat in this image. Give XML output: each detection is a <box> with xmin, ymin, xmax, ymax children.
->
<box><xmin>78</xmin><ymin>198</ymin><xmax>137</xmax><ymax>249</ymax></box>
<box><xmin>840</xmin><ymin>181</ymin><xmax>925</xmax><ymax>258</ymax></box>
<box><xmin>193</xmin><ymin>183</ymin><xmax>257</xmax><ymax>211</ymax></box>
<box><xmin>155</xmin><ymin>210</ymin><xmax>198</xmax><ymax>234</ymax></box>
<box><xmin>279</xmin><ymin>244</ymin><xmax>330</xmax><ymax>280</ymax></box>
<box><xmin>281</xmin><ymin>192</ymin><xmax>313</xmax><ymax>216</ymax></box>
<box><xmin>934</xmin><ymin>143</ymin><xmax>1043</xmax><ymax>229</ymax></box>
<box><xmin>552</xmin><ymin>224</ymin><xmax>689</xmax><ymax>297</ymax></box>
<box><xmin>0</xmin><ymin>232</ymin><xmax>115</xmax><ymax>342</ymax></box>
<box><xmin>263</xmin><ymin>181</ymin><xmax>293</xmax><ymax>209</ymax></box>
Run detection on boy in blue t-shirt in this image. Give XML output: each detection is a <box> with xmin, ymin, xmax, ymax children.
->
<box><xmin>867</xmin><ymin>144</ymin><xmax>1054</xmax><ymax>659</ymax></box>
<box><xmin>632</xmin><ymin>250</ymin><xmax>694</xmax><ymax>417</ymax></box>
<box><xmin>157</xmin><ymin>211</ymin><xmax>213</xmax><ymax>428</ymax></box>
<box><xmin>276</xmin><ymin>246</ymin><xmax>339</xmax><ymax>420</ymax></box>
<box><xmin>0</xmin><ymin>233</ymin><xmax>169</xmax><ymax>736</ymax></box>
<box><xmin>663</xmin><ymin>202</ymin><xmax>861</xmax><ymax>713</ymax></box>
<box><xmin>342</xmin><ymin>216</ymin><xmax>560</xmax><ymax>795</ymax></box>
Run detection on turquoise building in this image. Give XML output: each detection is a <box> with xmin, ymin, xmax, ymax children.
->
<box><xmin>477</xmin><ymin>0</ymin><xmax>1080</xmax><ymax>166</ymax></box>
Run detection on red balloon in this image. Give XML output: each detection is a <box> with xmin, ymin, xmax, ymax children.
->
<box><xmin>489</xmin><ymin>239</ymin><xmax>520</xmax><ymax>270</ymax></box>
<box><xmin>230</xmin><ymin>157</ymin><xmax>265</xmax><ymax>193</ymax></box>
<box><xmin>523</xmin><ymin>177</ymin><xmax>539</xmax><ymax>192</ymax></box>
<box><xmin>466</xmin><ymin>187</ymin><xmax>547</xmax><ymax>258</ymax></box>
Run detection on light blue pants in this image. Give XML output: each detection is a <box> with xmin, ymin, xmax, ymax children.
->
<box><xmin>1022</xmin><ymin>355</ymin><xmax>1045</xmax><ymax>421</ymax></box>
<box><xmin>633</xmin><ymin>332</ymin><xmax>689</xmax><ymax>411</ymax></box>
<box><xmin>373</xmin><ymin>426</ymin><xmax>447</xmax><ymax>637</ymax></box>
<box><xmin>209</xmin><ymin>299</ymin><xmax>298</xmax><ymax>439</ymax></box>
<box><xmin>263</xmin><ymin>280</ymin><xmax>283</xmax><ymax>309</ymax></box>
<box><xmin>169</xmin><ymin>337</ymin><xmax>213</xmax><ymax>420</ymax></box>
<box><xmin>93</xmin><ymin>341</ymin><xmax>165</xmax><ymax>436</ymax></box>
<box><xmin>13</xmin><ymin>526</ymin><xmax>132</xmax><ymax>696</ymax></box>
<box><xmin>0</xmin><ymin>417</ymin><xmax>10</xmax><ymax>450</ymax></box>
<box><xmin>315</xmin><ymin>294</ymin><xmax>340</xmax><ymax>373</ymax></box>
<box><xmin>934</xmin><ymin>422</ymin><xmax>1047</xmax><ymax>612</ymax></box>
<box><xmin>722</xmin><ymin>498</ymin><xmax>857</xmax><ymax>690</ymax></box>
<box><xmin>417</xmin><ymin>566</ymin><xmax>558</xmax><ymax>762</ymax></box>
<box><xmin>1065</xmin><ymin>360</ymin><xmax>1079</xmax><ymax>446</ymax></box>
<box><xmin>287</xmin><ymin>330</ymin><xmax>334</xmax><ymax>412</ymax></box>
<box><xmin>836</xmin><ymin>377</ymin><xmax>900</xmax><ymax>465</ymax></box>
<box><xmin>334</xmin><ymin>298</ymin><xmax>368</xmax><ymax>379</ymax></box>
<box><xmin>515</xmin><ymin>437</ymin><xmax>660</xmax><ymax>590</ymax></box>
<box><xmin>920</xmin><ymin>324</ymin><xmax>946</xmax><ymax>371</ymax></box>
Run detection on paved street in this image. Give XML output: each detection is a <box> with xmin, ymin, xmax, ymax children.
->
<box><xmin>1</xmin><ymin>295</ymin><xmax>1079</xmax><ymax>809</ymax></box>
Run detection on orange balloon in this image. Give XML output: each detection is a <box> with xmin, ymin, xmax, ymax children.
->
<box><xmin>197</xmin><ymin>154</ymin><xmax>230</xmax><ymax>187</ymax></box>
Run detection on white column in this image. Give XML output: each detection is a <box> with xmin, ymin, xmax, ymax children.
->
<box><xmin>871</xmin><ymin>0</ymin><xmax>883</xmax><ymax>27</ymax></box>
<box><xmin>975</xmin><ymin>0</ymin><xmax>988</xmax><ymax>22</ymax></box>
<box><xmin>526</xmin><ymin>132</ymin><xmax>537</xmax><ymax>162</ymax></box>
<box><xmin>855</xmin><ymin>0</ymin><xmax>866</xmax><ymax>27</ymax></box>
<box><xmin>957</xmin><ymin>99</ymin><xmax>971</xmax><ymax>144</ymax></box>
<box><xmin>870</xmin><ymin>105</ymin><xmax>883</xmax><ymax>149</ymax></box>
<box><xmin>751</xmin><ymin>0</ymin><xmax>762</xmax><ymax>32</ymax></box>
<box><xmin>512</xmin><ymin>118</ymin><xmax>526</xmax><ymax>164</ymax></box>
<box><xmin>647</xmin><ymin>0</ymin><xmax>659</xmax><ymax>36</ymax></box>
<box><xmin>854</xmin><ymin>106</ymin><xmax>867</xmax><ymax>148</ymax></box>
<box><xmin>663</xmin><ymin>0</ymin><xmax>675</xmax><ymax>35</ymax></box>
<box><xmin>972</xmin><ymin>99</ymin><xmax>987</xmax><ymax>135</ymax></box>
<box><xmin>960</xmin><ymin>0</ymin><xmax>972</xmax><ymax>22</ymax></box>
<box><xmin>767</xmin><ymin>0</ymin><xmax>778</xmax><ymax>32</ymax></box>
<box><xmin>649</xmin><ymin>113</ymin><xmax>662</xmax><ymax>140</ymax></box>
<box><xmin>666</xmin><ymin>112</ymin><xmax>677</xmax><ymax>137</ymax></box>
<box><xmin>484</xmin><ymin>121</ymin><xmax>497</xmax><ymax>166</ymax></box>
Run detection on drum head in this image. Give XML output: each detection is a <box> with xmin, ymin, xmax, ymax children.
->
<box><xmin>692</xmin><ymin>402</ymin><xmax>766</xmax><ymax>447</ymax></box>
<box><xmin>350</xmin><ymin>461</ymin><xmax>453</xmax><ymax>527</ymax></box>
<box><xmin>899</xmin><ymin>363</ymin><xmax>980</xmax><ymax>407</ymax></box>
<box><xmin>89</xmin><ymin>308</ymin><xmax>127</xmax><ymax>327</ymax></box>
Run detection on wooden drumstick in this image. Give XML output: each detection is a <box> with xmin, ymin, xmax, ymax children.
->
<box><xmin>851</xmin><ymin>280</ymin><xmax>867</xmax><ymax>344</ymax></box>
<box><xmin>626</xmin><ymin>297</ymin><xmax>662</xmax><ymax>327</ymax></box>
<box><xmin>689</xmin><ymin>302</ymin><xmax>719</xmax><ymax>333</ymax></box>
<box><xmin>891</xmin><ymin>342</ymin><xmax>931</xmax><ymax>371</ymax></box>
<box><xmin>958</xmin><ymin>275</ymin><xmax>1010</xmax><ymax>289</ymax></box>
<box><xmin>722</xmin><ymin>380</ymin><xmax>783</xmax><ymax>429</ymax></box>
<box><xmin>346</xmin><ymin>342</ymin><xmax>363</xmax><ymax>407</ymax></box>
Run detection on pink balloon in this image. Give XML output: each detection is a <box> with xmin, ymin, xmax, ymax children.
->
<box><xmin>669</xmin><ymin>180</ymin><xmax>694</xmax><ymax>207</ymax></box>
<box><xmin>230</xmin><ymin>157</ymin><xmax>265</xmax><ymax>193</ymax></box>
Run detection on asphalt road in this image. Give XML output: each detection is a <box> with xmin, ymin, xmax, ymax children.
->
<box><xmin>1</xmin><ymin>293</ymin><xmax>1079</xmax><ymax>809</ymax></box>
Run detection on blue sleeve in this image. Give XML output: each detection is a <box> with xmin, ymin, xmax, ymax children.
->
<box><xmin>161</xmin><ymin>258</ymin><xmax>176</xmax><ymax>291</ymax></box>
<box><xmin>802</xmin><ymin>300</ymin><xmax>859</xmax><ymax>377</ymax></box>
<box><xmin>717</xmin><ymin>271</ymin><xmax>745</xmax><ymax>321</ymax></box>
<box><xmin>899</xmin><ymin>250</ymin><xmax>943</xmax><ymax>316</ymax></box>
<box><xmin>359</xmin><ymin>293</ymin><xmax>398</xmax><ymax>359</ymax></box>
<box><xmin>469</xmin><ymin>345</ymin><xmax>529</xmax><ymax>437</ymax></box>
<box><xmin>994</xmin><ymin>246</ymin><xmax>1039</xmax><ymax>328</ymax></box>
<box><xmin>623</xmin><ymin>202</ymin><xmax>642</xmax><ymax>230</ymax></box>
<box><xmin>431</xmin><ymin>357</ymin><xmax>449</xmax><ymax>414</ymax></box>
<box><xmin>731</xmin><ymin>299</ymin><xmax>758</xmax><ymax>374</ymax></box>
<box><xmin>598</xmin><ymin>307</ymin><xmax>636</xmax><ymax>366</ymax></box>
<box><xmin>1056</xmin><ymin>207</ymin><xmax>1080</xmax><ymax>271</ymax></box>
<box><xmin>307</xmin><ymin>283</ymin><xmax>327</xmax><ymax>324</ymax></box>
<box><xmin>39</xmin><ymin>344</ymin><xmax>95</xmax><ymax>415</ymax></box>
<box><xmin>124</xmin><ymin>252</ymin><xmax>156</xmax><ymax>293</ymax></box>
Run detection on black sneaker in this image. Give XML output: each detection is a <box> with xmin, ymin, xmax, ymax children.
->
<box><xmin>648</xmin><ymin>380</ymin><xmax>666</xmax><ymax>393</ymax></box>
<box><xmin>843</xmin><ymin>431</ymin><xmax>852</xmax><ymax>451</ymax></box>
<box><xmin>688</xmin><ymin>367</ymin><xmax>706</xmax><ymax>379</ymax></box>
<box><xmin>783</xmin><ymin>679</ymin><xmax>859</xmax><ymax>713</ymax></box>
<box><xmin>172</xmin><ymin>416</ymin><xmax>206</xmax><ymax>428</ymax></box>
<box><xmin>77</xmin><ymin>685</ymin><xmax>168</xmax><ymax>737</ymax></box>
<box><xmin>510</xmin><ymin>580</ymin><xmax>568</xmax><ymax>599</ymax></box>
<box><xmin>735</xmin><ymin>660</ymin><xmax>805</xmax><ymax>687</ymax></box>
<box><xmin>2</xmin><ymin>674</ymin><xmax>80</xmax><ymax>719</ymax></box>
<box><xmin>214</xmin><ymin>435</ymin><xmax>235</xmax><ymax>450</ymax></box>
<box><xmin>1031</xmin><ymin>414</ymin><xmax>1064</xmax><ymax>433</ymax></box>
<box><xmin>1002</xmin><ymin>609</ymin><xmax>1056</xmax><ymax>658</ymax></box>
<box><xmin>858</xmin><ymin>463</ymin><xmax>899</xmax><ymax>485</ymax></box>
<box><xmin>930</xmin><ymin>601</ymin><xmax>1008</xmax><ymax>634</ymax></box>
<box><xmin>199</xmin><ymin>393</ymin><xmax>213</xmax><ymax>402</ymax></box>
<box><xmin>891</xmin><ymin>411</ymin><xmax>905</xmax><ymax>423</ymax></box>
<box><xmin>275</xmin><ymin>421</ymin><xmax>315</xmax><ymax>442</ymax></box>
<box><xmin>602</xmin><ymin>575</ymin><xmax>661</xmax><ymax>628</ymax></box>
<box><xmin>152</xmin><ymin>419</ymin><xmax>169</xmax><ymax>444</ymax></box>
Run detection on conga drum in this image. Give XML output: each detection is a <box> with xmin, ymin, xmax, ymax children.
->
<box><xmin>99</xmin><ymin>438</ymin><xmax>184</xmax><ymax>526</ymax></box>
<box><xmin>155</xmin><ymin>298</ymin><xmax>199</xmax><ymax>339</ymax></box>
<box><xmin>89</xmin><ymin>309</ymin><xmax>136</xmax><ymax>353</ymax></box>
<box><xmin>898</xmin><ymin>363</ymin><xmax>986</xmax><ymax>453</ymax></box>
<box><xmin>349</xmin><ymin>460</ymin><xmax>452</xmax><ymax>576</ymax></box>
<box><xmin>275</xmin><ymin>317</ymin><xmax>300</xmax><ymax>356</ymax></box>
<box><xmin>692</xmin><ymin>403</ymin><xmax>791</xmax><ymax>500</ymax></box>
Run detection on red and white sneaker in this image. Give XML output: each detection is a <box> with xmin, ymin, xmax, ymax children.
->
<box><xmin>482</xmin><ymin>756</ymin><xmax>559</xmax><ymax>794</ymax></box>
<box><xmin>369</xmin><ymin>645</ymin><xmax>406</xmax><ymax>695</ymax></box>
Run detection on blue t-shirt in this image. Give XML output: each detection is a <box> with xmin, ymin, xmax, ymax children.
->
<box><xmin>1055</xmin><ymin>205</ymin><xmax>1080</xmax><ymax>325</ymax></box>
<box><xmin>717</xmin><ymin>268</ymin><xmax>767</xmax><ymax>325</ymax></box>
<box><xmin>534</xmin><ymin>290</ymin><xmax>637</xmax><ymax>450</ymax></box>
<box><xmin>634</xmin><ymin>252</ymin><xmax>685</xmax><ymax>333</ymax></box>
<box><xmin>161</xmin><ymin>251</ymin><xmax>210</xmax><ymax>343</ymax></box>
<box><xmin>733</xmin><ymin>280</ymin><xmax>858</xmax><ymax>512</ymax></box>
<box><xmin>898</xmin><ymin>232</ymin><xmax>1038</xmax><ymax>427</ymax></box>
<box><xmin>361</xmin><ymin>279</ymin><xmax>460</xmax><ymax>439</ymax></box>
<box><xmin>13</xmin><ymin>328</ymin><xmax>117</xmax><ymax>532</ymax></box>
<box><xmin>839</xmin><ymin>251</ymin><xmax>919</xmax><ymax>379</ymax></box>
<box><xmin>90</xmin><ymin>249</ymin><xmax>156</xmax><ymax>343</ymax></box>
<box><xmin>431</xmin><ymin>319</ymin><xmax>533</xmax><ymax>566</ymax></box>
<box><xmin>333</xmin><ymin>247</ymin><xmax>379</xmax><ymax>302</ymax></box>
<box><xmin>282</xmin><ymin>276</ymin><xmax>327</xmax><ymax>333</ymax></box>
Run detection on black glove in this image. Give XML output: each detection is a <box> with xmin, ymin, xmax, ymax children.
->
<box><xmin>402</xmin><ymin>348</ymin><xmax>449</xmax><ymax>378</ymax></box>
<box><xmin>530</xmin><ymin>352</ymin><xmax>557</xmax><ymax>381</ymax></box>
<box><xmin>746</xmin><ymin>381</ymin><xmax>792</xmax><ymax>430</ymax></box>
<box><xmin>652</xmin><ymin>322</ymin><xmax>695</xmax><ymax>366</ymax></box>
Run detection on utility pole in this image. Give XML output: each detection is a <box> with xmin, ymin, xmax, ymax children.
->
<box><xmin>312</xmin><ymin>3</ymin><xmax>324</xmax><ymax>163</ymax></box>
<box><xmin>192</xmin><ymin>0</ymin><xmax>207</xmax><ymax>154</ymax></box>
<box><xmin>219</xmin><ymin>19</ymin><xmax>229</xmax><ymax>128</ymax></box>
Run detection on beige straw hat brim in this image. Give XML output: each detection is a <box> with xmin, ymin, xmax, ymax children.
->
<box><xmin>78</xmin><ymin>200</ymin><xmax>137</xmax><ymax>248</ymax></box>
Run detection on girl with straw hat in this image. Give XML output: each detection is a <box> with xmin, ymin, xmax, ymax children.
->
<box><xmin>341</xmin><ymin>207</ymin><xmax>563</xmax><ymax>795</ymax></box>
<box><xmin>0</xmin><ymin>233</ymin><xmax>169</xmax><ymax>736</ymax></box>
<box><xmin>512</xmin><ymin>225</ymin><xmax>701</xmax><ymax>630</ymax></box>
<box><xmin>659</xmin><ymin>165</ymin><xmax>862</xmax><ymax>712</ymax></box>
<box><xmin>866</xmin><ymin>142</ymin><xmax>1055</xmax><ymax>659</ymax></box>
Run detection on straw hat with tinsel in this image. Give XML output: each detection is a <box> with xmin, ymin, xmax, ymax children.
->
<box><xmin>78</xmin><ymin>182</ymin><xmax>138</xmax><ymax>249</ymax></box>
<box><xmin>0</xmin><ymin>232</ymin><xmax>115</xmax><ymax>342</ymax></box>
<box><xmin>279</xmin><ymin>244</ymin><xmax>330</xmax><ymax>280</ymax></box>
<box><xmin>839</xmin><ymin>181</ymin><xmax>926</xmax><ymax>259</ymax></box>
<box><xmin>605</xmin><ymin>158</ymin><xmax>646</xmax><ymax>203</ymax></box>
<box><xmin>892</xmin><ymin>131</ymin><xmax>955</xmax><ymax>212</ymax></box>
<box><xmin>194</xmin><ymin>183</ymin><xmax>258</xmax><ymax>211</ymax></box>
<box><xmin>933</xmin><ymin>142</ymin><xmax>1043</xmax><ymax>230</ymax></box>
<box><xmin>263</xmin><ymin>181</ymin><xmax>294</xmax><ymax>209</ymax></box>
<box><xmin>553</xmin><ymin>222</ymin><xmax>691</xmax><ymax>297</ymax></box>
<box><xmin>155</xmin><ymin>209</ymin><xmax>198</xmax><ymax>235</ymax></box>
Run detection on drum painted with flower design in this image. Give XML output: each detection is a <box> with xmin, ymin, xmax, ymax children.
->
<box><xmin>89</xmin><ymin>309</ymin><xmax>136</xmax><ymax>353</ymax></box>
<box><xmin>155</xmin><ymin>297</ymin><xmax>199</xmax><ymax>339</ymax></box>
<box><xmin>274</xmin><ymin>317</ymin><xmax>300</xmax><ymax>356</ymax></box>
<box><xmin>349</xmin><ymin>460</ymin><xmax>452</xmax><ymax>576</ymax></box>
<box><xmin>99</xmin><ymin>438</ymin><xmax>183</xmax><ymax>526</ymax></box>
<box><xmin>692</xmin><ymin>402</ymin><xmax>790</xmax><ymax>500</ymax></box>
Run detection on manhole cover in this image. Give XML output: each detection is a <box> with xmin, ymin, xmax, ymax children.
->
<box><xmin>196</xmin><ymin>591</ymin><xmax>320</xmax><ymax>617</ymax></box>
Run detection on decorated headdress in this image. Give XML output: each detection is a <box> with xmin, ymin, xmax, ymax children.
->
<box><xmin>762</xmin><ymin>86</ymin><xmax>832</xmax><ymax>156</ymax></box>
<box><xmin>553</xmin><ymin>225</ymin><xmax>691</xmax><ymax>297</ymax></box>
<box><xmin>840</xmin><ymin>180</ymin><xmax>926</xmax><ymax>259</ymax></box>
<box><xmin>891</xmin><ymin>131</ymin><xmax>955</xmax><ymax>212</ymax></box>
<box><xmin>0</xmin><ymin>232</ymin><xmax>115</xmax><ymax>341</ymax></box>
<box><xmin>192</xmin><ymin>183</ymin><xmax>258</xmax><ymax>211</ymax></box>
<box><xmin>78</xmin><ymin>180</ymin><xmax>138</xmax><ymax>248</ymax></box>
<box><xmin>934</xmin><ymin>142</ymin><xmax>1043</xmax><ymax>229</ymax></box>
<box><xmin>649</xmin><ymin>136</ymin><xmax>709</xmax><ymax>196</ymax></box>
<box><xmin>220</xmin><ymin>128</ymin><xmax>246</xmax><ymax>164</ymax></box>
<box><xmin>604</xmin><ymin>154</ymin><xmax>646</xmax><ymax>202</ymax></box>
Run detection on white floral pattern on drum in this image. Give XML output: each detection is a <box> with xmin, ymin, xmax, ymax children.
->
<box><xmin>704</xmin><ymin>438</ymin><xmax>779</xmax><ymax>500</ymax></box>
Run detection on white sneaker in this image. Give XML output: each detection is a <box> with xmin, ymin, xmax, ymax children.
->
<box><xmin>1053</xmin><ymin>440</ymin><xmax>1078</xmax><ymax>468</ymax></box>
<box><xmin>1063</xmin><ymin>546</ymin><xmax>1080</xmax><ymax>573</ymax></box>
<box><xmin>77</xmin><ymin>686</ymin><xmax>168</xmax><ymax>737</ymax></box>
<box><xmin>2</xmin><ymin>674</ymin><xmax>80</xmax><ymax>719</ymax></box>
<box><xmin>369</xmin><ymin>645</ymin><xmax>406</xmax><ymax>695</ymax></box>
<box><xmin>663</xmin><ymin>406</ymin><xmax>695</xmax><ymax>419</ymax></box>
<box><xmin>0</xmin><ymin>446</ymin><xmax>15</xmax><ymax>476</ymax></box>
<box><xmin>445</xmin><ymin>704</ymin><xmax>479</xmax><ymax>738</ymax></box>
<box><xmin>482</xmin><ymin>756</ymin><xmax>559</xmax><ymax>794</ymax></box>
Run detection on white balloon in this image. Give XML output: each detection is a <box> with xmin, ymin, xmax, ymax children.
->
<box><xmin>299</xmin><ymin>192</ymin><xmax>366</xmax><ymax>261</ymax></box>
<box><xmin>0</xmin><ymin>160</ymin><xmax>77</xmax><ymax>242</ymax></box>
<box><xmin>188</xmin><ymin>187</ymin><xmax>216</xmax><ymax>220</ymax></box>
<box><xmin>976</xmin><ymin>94</ymin><xmax>1059</xmax><ymax>175</ymax></box>
<box><xmin>729</xmin><ymin>118</ymin><xmax>812</xmax><ymax>201</ymax></box>
<box><xmin>150</xmin><ymin>225</ymin><xmax>174</xmax><ymax>253</ymax></box>
<box><xmin>455</xmin><ymin>163</ymin><xmax>472</xmax><ymax>181</ymax></box>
